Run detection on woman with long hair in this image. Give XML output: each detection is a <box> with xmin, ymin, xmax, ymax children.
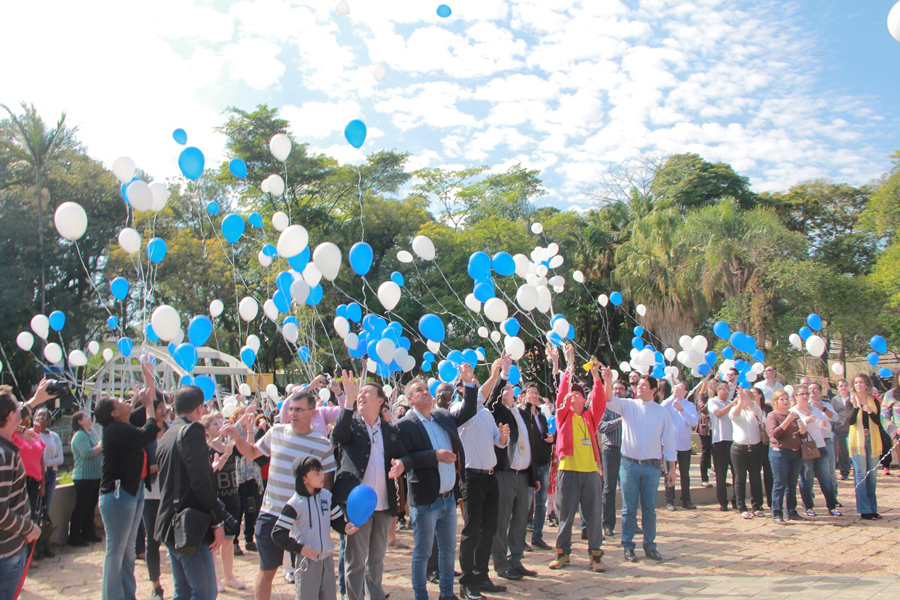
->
<box><xmin>766</xmin><ymin>390</ymin><xmax>804</xmax><ymax>524</ymax></box>
<box><xmin>791</xmin><ymin>386</ymin><xmax>840</xmax><ymax>517</ymax></box>
<box><xmin>68</xmin><ymin>410</ymin><xmax>102</xmax><ymax>547</ymax></box>
<box><xmin>849</xmin><ymin>373</ymin><xmax>887</xmax><ymax>520</ymax></box>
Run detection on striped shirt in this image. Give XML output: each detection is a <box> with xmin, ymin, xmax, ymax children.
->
<box><xmin>71</xmin><ymin>429</ymin><xmax>102</xmax><ymax>481</ymax></box>
<box><xmin>598</xmin><ymin>408</ymin><xmax>622</xmax><ymax>448</ymax></box>
<box><xmin>257</xmin><ymin>425</ymin><xmax>335</xmax><ymax>517</ymax></box>
<box><xmin>0</xmin><ymin>436</ymin><xmax>34</xmax><ymax>559</ymax></box>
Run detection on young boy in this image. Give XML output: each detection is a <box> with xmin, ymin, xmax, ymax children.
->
<box><xmin>272</xmin><ymin>456</ymin><xmax>357</xmax><ymax>600</ymax></box>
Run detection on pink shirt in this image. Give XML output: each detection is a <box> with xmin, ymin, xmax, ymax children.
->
<box><xmin>279</xmin><ymin>401</ymin><xmax>342</xmax><ymax>437</ymax></box>
<box><xmin>13</xmin><ymin>432</ymin><xmax>46</xmax><ymax>481</ymax></box>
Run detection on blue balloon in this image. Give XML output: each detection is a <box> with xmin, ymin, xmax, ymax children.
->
<box><xmin>798</xmin><ymin>327</ymin><xmax>812</xmax><ymax>341</ymax></box>
<box><xmin>262</xmin><ymin>243</ymin><xmax>278</xmax><ymax>258</ymax></box>
<box><xmin>548</xmin><ymin>332</ymin><xmax>564</xmax><ymax>347</ymax></box>
<box><xmin>222</xmin><ymin>214</ymin><xmax>245</xmax><ymax>243</ymax></box>
<box><xmin>508</xmin><ymin>365</ymin><xmax>521</xmax><ymax>386</ymax></box>
<box><xmin>276</xmin><ymin>271</ymin><xmax>294</xmax><ymax>296</ymax></box>
<box><xmin>194</xmin><ymin>375</ymin><xmax>216</xmax><ymax>401</ymax></box>
<box><xmin>429</xmin><ymin>380</ymin><xmax>440</xmax><ymax>396</ymax></box>
<box><xmin>146</xmin><ymin>324</ymin><xmax>159</xmax><ymax>343</ymax></box>
<box><xmin>274</xmin><ymin>290</ymin><xmax>290</xmax><ymax>313</ymax></box>
<box><xmin>423</xmin><ymin>351</ymin><xmax>435</xmax><ymax>363</ymax></box>
<box><xmin>698</xmin><ymin>363</ymin><xmax>711</xmax><ymax>376</ymax></box>
<box><xmin>117</xmin><ymin>337</ymin><xmax>133</xmax><ymax>358</ymax></box>
<box><xmin>447</xmin><ymin>350</ymin><xmax>465</xmax><ymax>367</ymax></box>
<box><xmin>228</xmin><ymin>158</ymin><xmax>247</xmax><ymax>179</ymax></box>
<box><xmin>807</xmin><ymin>313</ymin><xmax>822</xmax><ymax>332</ymax></box>
<box><xmin>180</xmin><ymin>375</ymin><xmax>194</xmax><ymax>386</ymax></box>
<box><xmin>609</xmin><ymin>291</ymin><xmax>623</xmax><ymax>306</ymax></box>
<box><xmin>146</xmin><ymin>237</ymin><xmax>167</xmax><ymax>263</ymax></box>
<box><xmin>467</xmin><ymin>252</ymin><xmax>491</xmax><ymax>280</ymax></box>
<box><xmin>547</xmin><ymin>415</ymin><xmax>556</xmax><ymax>435</ymax></box>
<box><xmin>399</xmin><ymin>336</ymin><xmax>411</xmax><ymax>351</ymax></box>
<box><xmin>306</xmin><ymin>284</ymin><xmax>323</xmax><ymax>306</ymax></box>
<box><xmin>49</xmin><ymin>310</ymin><xmax>66</xmax><ymax>332</ymax></box>
<box><xmin>188</xmin><ymin>315</ymin><xmax>213</xmax><ymax>346</ymax></box>
<box><xmin>120</xmin><ymin>177</ymin><xmax>137</xmax><ymax>203</ymax></box>
<box><xmin>298</xmin><ymin>346</ymin><xmax>311</xmax><ymax>362</ymax></box>
<box><xmin>349</xmin><ymin>242</ymin><xmax>374</xmax><ymax>276</ymax></box>
<box><xmin>654</xmin><ymin>351</ymin><xmax>665</xmax><ymax>365</ymax></box>
<box><xmin>422</xmin><ymin>361</ymin><xmax>432</xmax><ymax>372</ymax></box>
<box><xmin>713</xmin><ymin>321</ymin><xmax>731</xmax><ymax>340</ymax></box>
<box><xmin>491</xmin><ymin>252</ymin><xmax>515</xmax><ymax>277</ymax></box>
<box><xmin>367</xmin><ymin>340</ymin><xmax>380</xmax><ymax>361</ymax></box>
<box><xmin>178</xmin><ymin>146</ymin><xmax>205</xmax><ymax>180</ymax></box>
<box><xmin>652</xmin><ymin>365</ymin><xmax>665</xmax><ymax>378</ymax></box>
<box><xmin>168</xmin><ymin>343</ymin><xmax>177</xmax><ymax>356</ymax></box>
<box><xmin>631</xmin><ymin>337</ymin><xmax>644</xmax><ymax>350</ymax></box>
<box><xmin>513</xmin><ymin>386</ymin><xmax>521</xmax><ymax>398</ymax></box>
<box><xmin>436</xmin><ymin>3</ymin><xmax>451</xmax><ymax>17</ymax></box>
<box><xmin>240</xmin><ymin>347</ymin><xmax>256</xmax><ymax>368</ymax></box>
<box><xmin>344</xmin><ymin>120</ymin><xmax>367</xmax><ymax>149</ymax></box>
<box><xmin>502</xmin><ymin>318</ymin><xmax>520</xmax><ymax>337</ymax></box>
<box><xmin>172</xmin><ymin>128</ymin><xmax>188</xmax><ymax>145</ymax></box>
<box><xmin>722</xmin><ymin>347</ymin><xmax>734</xmax><ymax>360</ymax></box>
<box><xmin>473</xmin><ymin>280</ymin><xmax>494</xmax><ymax>302</ymax></box>
<box><xmin>108</xmin><ymin>316</ymin><xmax>119</xmax><ymax>329</ymax></box>
<box><xmin>287</xmin><ymin>247</ymin><xmax>310</xmax><ymax>271</ymax></box>
<box><xmin>347</xmin><ymin>303</ymin><xmax>362</xmax><ymax>322</ymax></box>
<box><xmin>206</xmin><ymin>201</ymin><xmax>220</xmax><ymax>215</ymax></box>
<box><xmin>753</xmin><ymin>349</ymin><xmax>766</xmax><ymax>362</ymax></box>
<box><xmin>633</xmin><ymin>326</ymin><xmax>644</xmax><ymax>336</ymax></box>
<box><xmin>705</xmin><ymin>351</ymin><xmax>717</xmax><ymax>366</ymax></box>
<box><xmin>438</xmin><ymin>360</ymin><xmax>458</xmax><ymax>383</ymax></box>
<box><xmin>419</xmin><ymin>314</ymin><xmax>446</xmax><ymax>343</ymax></box>
<box><xmin>867</xmin><ymin>352</ymin><xmax>880</xmax><ymax>367</ymax></box>
<box><xmin>248</xmin><ymin>212</ymin><xmax>263</xmax><ymax>229</ymax></box>
<box><xmin>879</xmin><ymin>367</ymin><xmax>893</xmax><ymax>379</ymax></box>
<box><xmin>284</xmin><ymin>316</ymin><xmax>299</xmax><ymax>327</ymax></box>
<box><xmin>336</xmin><ymin>304</ymin><xmax>348</xmax><ymax>319</ymax></box>
<box><xmin>174</xmin><ymin>343</ymin><xmax>199</xmax><ymax>372</ymax></box>
<box><xmin>391</xmin><ymin>271</ymin><xmax>405</xmax><ymax>287</ymax></box>
<box><xmin>871</xmin><ymin>335</ymin><xmax>887</xmax><ymax>354</ymax></box>
<box><xmin>566</xmin><ymin>324</ymin><xmax>575</xmax><ymax>340</ymax></box>
<box><xmin>730</xmin><ymin>332</ymin><xmax>747</xmax><ymax>352</ymax></box>
<box><xmin>110</xmin><ymin>277</ymin><xmax>129</xmax><ymax>301</ymax></box>
<box><xmin>462</xmin><ymin>349</ymin><xmax>478</xmax><ymax>368</ymax></box>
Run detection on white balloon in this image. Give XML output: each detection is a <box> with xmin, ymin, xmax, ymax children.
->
<box><xmin>238</xmin><ymin>297</ymin><xmax>259</xmax><ymax>322</ymax></box>
<box><xmin>16</xmin><ymin>332</ymin><xmax>34</xmax><ymax>351</ymax></box>
<box><xmin>412</xmin><ymin>235</ymin><xmax>435</xmax><ymax>260</ymax></box>
<box><xmin>261</xmin><ymin>178</ymin><xmax>270</xmax><ymax>194</ymax></box>
<box><xmin>513</xmin><ymin>254</ymin><xmax>530</xmax><ymax>278</ymax></box>
<box><xmin>548</xmin><ymin>275</ymin><xmax>565</xmax><ymax>287</ymax></box>
<box><xmin>149</xmin><ymin>181</ymin><xmax>168</xmax><ymax>212</ymax></box>
<box><xmin>366</xmin><ymin>359</ymin><xmax>377</xmax><ymax>374</ymax></box>
<box><xmin>536</xmin><ymin>286</ymin><xmax>552</xmax><ymax>314</ymax></box>
<box><xmin>477</xmin><ymin>326</ymin><xmax>489</xmax><ymax>338</ymax></box>
<box><xmin>805</xmin><ymin>334</ymin><xmax>826</xmax><ymax>357</ymax></box>
<box><xmin>333</xmin><ymin>316</ymin><xmax>350</xmax><ymax>338</ymax></box>
<box><xmin>269</xmin><ymin>134</ymin><xmax>292</xmax><ymax>162</ymax></box>
<box><xmin>784</xmin><ymin>384</ymin><xmax>795</xmax><ymax>397</ymax></box>
<box><xmin>516</xmin><ymin>284</ymin><xmax>538</xmax><ymax>311</ymax></box>
<box><xmin>679</xmin><ymin>335</ymin><xmax>693</xmax><ymax>351</ymax></box>
<box><xmin>490</xmin><ymin>331</ymin><xmax>501</xmax><ymax>343</ymax></box>
<box><xmin>112</xmin><ymin>156</ymin><xmax>136</xmax><ymax>182</ymax></box>
<box><xmin>378</xmin><ymin>281</ymin><xmax>402</xmax><ymax>311</ymax></box>
<box><xmin>68</xmin><ymin>350</ymin><xmax>88</xmax><ymax>367</ymax></box>
<box><xmin>103</xmin><ymin>348</ymin><xmax>114</xmax><ymax>362</ymax></box>
<box><xmin>531</xmin><ymin>223</ymin><xmax>543</xmax><ymax>234</ymax></box>
<box><xmin>484</xmin><ymin>298</ymin><xmax>509</xmax><ymax>323</ymax></box>
<box><xmin>464</xmin><ymin>293</ymin><xmax>482</xmax><ymax>313</ymax></box>
<box><xmin>258</xmin><ymin>251</ymin><xmax>273</xmax><ymax>268</ymax></box>
<box><xmin>376</xmin><ymin>338</ymin><xmax>396</xmax><ymax>364</ymax></box>
<box><xmin>31</xmin><ymin>315</ymin><xmax>50</xmax><ymax>340</ymax></box>
<box><xmin>291</xmin><ymin>280</ymin><xmax>310</xmax><ymax>305</ymax></box>
<box><xmin>263</xmin><ymin>299</ymin><xmax>279</xmax><ymax>321</ymax></box>
<box><xmin>345</xmin><ymin>332</ymin><xmax>359</xmax><ymax>349</ymax></box>
<box><xmin>373</xmin><ymin>64</ymin><xmax>387</xmax><ymax>81</ymax></box>
<box><xmin>266</xmin><ymin>384</ymin><xmax>280</xmax><ymax>402</ymax></box>
<box><xmin>172</xmin><ymin>328</ymin><xmax>185</xmax><ymax>345</ymax></box>
<box><xmin>393</xmin><ymin>348</ymin><xmax>408</xmax><ymax>367</ymax></box>
<box><xmin>611</xmin><ymin>369</ymin><xmax>619</xmax><ymax>382</ymax></box>
<box><xmin>746</xmin><ymin>371</ymin><xmax>758</xmax><ymax>383</ymax></box>
<box><xmin>313</xmin><ymin>242</ymin><xmax>342</xmax><ymax>281</ymax></box>
<box><xmin>397</xmin><ymin>250</ymin><xmax>413</xmax><ymax>263</ymax></box>
<box><xmin>573</xmin><ymin>270</ymin><xmax>584</xmax><ymax>283</ymax></box>
<box><xmin>751</xmin><ymin>362</ymin><xmax>765</xmax><ymax>375</ymax></box>
<box><xmin>402</xmin><ymin>355</ymin><xmax>417</xmax><ymax>372</ymax></box>
<box><xmin>831</xmin><ymin>363</ymin><xmax>844</xmax><ymax>376</ymax></box>
<box><xmin>636</xmin><ymin>304</ymin><xmax>647</xmax><ymax>317</ymax></box>
<box><xmin>664</xmin><ymin>348</ymin><xmax>676</xmax><ymax>362</ymax></box>
<box><xmin>209</xmin><ymin>299</ymin><xmax>224</xmax><ymax>318</ymax></box>
<box><xmin>267</xmin><ymin>174</ymin><xmax>285</xmax><ymax>196</ymax></box>
<box><xmin>552</xmin><ymin>285</ymin><xmax>564</xmax><ymax>294</ymax></box>
<box><xmin>531</xmin><ymin>247</ymin><xmax>547</xmax><ymax>263</ymax></box>
<box><xmin>549</xmin><ymin>255</ymin><xmax>564</xmax><ymax>269</ymax></box>
<box><xmin>303</xmin><ymin>263</ymin><xmax>322</xmax><ymax>287</ymax></box>
<box><xmin>54</xmin><ymin>202</ymin><xmax>88</xmax><ymax>241</ymax></box>
<box><xmin>789</xmin><ymin>333</ymin><xmax>802</xmax><ymax>350</ymax></box>
<box><xmin>126</xmin><ymin>180</ymin><xmax>153</xmax><ymax>212</ymax></box>
<box><xmin>88</xmin><ymin>341</ymin><xmax>100</xmax><ymax>355</ymax></box>
<box><xmin>247</xmin><ymin>334</ymin><xmax>261</xmax><ymax>353</ymax></box>
<box><xmin>598</xmin><ymin>294</ymin><xmax>609</xmax><ymax>307</ymax></box>
<box><xmin>547</xmin><ymin>243</ymin><xmax>559</xmax><ymax>258</ymax></box>
<box><xmin>277</xmin><ymin>225</ymin><xmax>309</xmax><ymax>258</ymax></box>
<box><xmin>692</xmin><ymin>335</ymin><xmax>708</xmax><ymax>353</ymax></box>
<box><xmin>44</xmin><ymin>342</ymin><xmax>62</xmax><ymax>364</ymax></box>
<box><xmin>552</xmin><ymin>318</ymin><xmax>569</xmax><ymax>337</ymax></box>
<box><xmin>639</xmin><ymin>348</ymin><xmax>655</xmax><ymax>365</ymax></box>
<box><xmin>239</xmin><ymin>383</ymin><xmax>252</xmax><ymax>397</ymax></box>
<box><xmin>619</xmin><ymin>361</ymin><xmax>632</xmax><ymax>373</ymax></box>
<box><xmin>535</xmin><ymin>264</ymin><xmax>549</xmax><ymax>277</ymax></box>
<box><xmin>335</xmin><ymin>0</ymin><xmax>350</xmax><ymax>14</ymax></box>
<box><xmin>427</xmin><ymin>340</ymin><xmax>442</xmax><ymax>353</ymax></box>
<box><xmin>118</xmin><ymin>228</ymin><xmax>141</xmax><ymax>255</ymax></box>
<box><xmin>505</xmin><ymin>336</ymin><xmax>526</xmax><ymax>361</ymax></box>
<box><xmin>222</xmin><ymin>405</ymin><xmax>236</xmax><ymax>419</ymax></box>
<box><xmin>890</xmin><ymin>0</ymin><xmax>900</xmax><ymax>42</ymax></box>
<box><xmin>272</xmin><ymin>211</ymin><xmax>290</xmax><ymax>232</ymax></box>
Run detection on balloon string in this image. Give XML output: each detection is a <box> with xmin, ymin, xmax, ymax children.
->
<box><xmin>312</xmin><ymin>307</ymin><xmax>342</xmax><ymax>368</ymax></box>
<box><xmin>0</xmin><ymin>341</ymin><xmax>24</xmax><ymax>399</ymax></box>
<box><xmin>356</xmin><ymin>165</ymin><xmax>365</xmax><ymax>243</ymax></box>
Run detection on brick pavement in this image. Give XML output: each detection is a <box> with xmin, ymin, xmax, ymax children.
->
<box><xmin>19</xmin><ymin>474</ymin><xmax>899</xmax><ymax>599</ymax></box>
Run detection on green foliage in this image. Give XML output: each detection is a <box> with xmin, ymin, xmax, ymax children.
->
<box><xmin>652</xmin><ymin>153</ymin><xmax>756</xmax><ymax>212</ymax></box>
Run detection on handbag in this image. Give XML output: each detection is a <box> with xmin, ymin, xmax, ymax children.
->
<box><xmin>757</xmin><ymin>415</ymin><xmax>770</xmax><ymax>446</ymax></box>
<box><xmin>800</xmin><ymin>435</ymin><xmax>821</xmax><ymax>461</ymax></box>
<box><xmin>172</xmin><ymin>424</ymin><xmax>213</xmax><ymax>555</ymax></box>
<box><xmin>34</xmin><ymin>496</ymin><xmax>53</xmax><ymax>543</ymax></box>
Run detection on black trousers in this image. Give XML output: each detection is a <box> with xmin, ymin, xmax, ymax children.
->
<box><xmin>70</xmin><ymin>479</ymin><xmax>100</xmax><ymax>543</ymax></box>
<box><xmin>459</xmin><ymin>470</ymin><xmax>498</xmax><ymax>586</ymax></box>
<box><xmin>730</xmin><ymin>443</ymin><xmax>764</xmax><ymax>512</ymax></box>
<box><xmin>761</xmin><ymin>445</ymin><xmax>773</xmax><ymax>507</ymax></box>
<box><xmin>699</xmin><ymin>434</ymin><xmax>713</xmax><ymax>483</ymax></box>
<box><xmin>712</xmin><ymin>440</ymin><xmax>736</xmax><ymax>509</ymax></box>
<box><xmin>142</xmin><ymin>498</ymin><xmax>162</xmax><ymax>582</ymax></box>
<box><xmin>664</xmin><ymin>450</ymin><xmax>692</xmax><ymax>504</ymax></box>
<box><xmin>236</xmin><ymin>479</ymin><xmax>261</xmax><ymax>544</ymax></box>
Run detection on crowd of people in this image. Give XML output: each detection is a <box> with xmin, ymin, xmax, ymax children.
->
<box><xmin>0</xmin><ymin>346</ymin><xmax>898</xmax><ymax>600</ymax></box>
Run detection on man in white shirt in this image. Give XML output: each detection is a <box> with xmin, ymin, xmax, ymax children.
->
<box><xmin>660</xmin><ymin>384</ymin><xmax>698</xmax><ymax>511</ymax></box>
<box><xmin>708</xmin><ymin>383</ymin><xmax>738</xmax><ymax>511</ymax></box>
<box><xmin>753</xmin><ymin>366</ymin><xmax>784</xmax><ymax>405</ymax></box>
<box><xmin>603</xmin><ymin>369</ymin><xmax>676</xmax><ymax>563</ymax></box>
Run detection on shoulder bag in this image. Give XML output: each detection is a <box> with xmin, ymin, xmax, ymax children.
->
<box><xmin>800</xmin><ymin>434</ymin><xmax>820</xmax><ymax>461</ymax></box>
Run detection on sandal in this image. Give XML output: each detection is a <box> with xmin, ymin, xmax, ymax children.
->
<box><xmin>226</xmin><ymin>577</ymin><xmax>246</xmax><ymax>589</ymax></box>
<box><xmin>830</xmin><ymin>509</ymin><xmax>842</xmax><ymax>517</ymax></box>
<box><xmin>753</xmin><ymin>510</ymin><xmax>766</xmax><ymax>518</ymax></box>
<box><xmin>805</xmin><ymin>509</ymin><xmax>816</xmax><ymax>518</ymax></box>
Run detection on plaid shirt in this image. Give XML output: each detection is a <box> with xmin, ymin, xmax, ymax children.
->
<box><xmin>0</xmin><ymin>436</ymin><xmax>34</xmax><ymax>559</ymax></box>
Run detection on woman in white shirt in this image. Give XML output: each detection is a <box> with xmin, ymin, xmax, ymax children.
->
<box><xmin>729</xmin><ymin>389</ymin><xmax>766</xmax><ymax>519</ymax></box>
<box><xmin>790</xmin><ymin>386</ymin><xmax>841</xmax><ymax>517</ymax></box>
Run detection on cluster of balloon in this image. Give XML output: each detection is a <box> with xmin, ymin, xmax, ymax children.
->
<box><xmin>596</xmin><ymin>291</ymin><xmax>624</xmax><ymax>308</ymax></box>
<box><xmin>332</xmin><ymin>303</ymin><xmax>416</xmax><ymax>377</ymax></box>
<box><xmin>623</xmin><ymin>326</ymin><xmax>674</xmax><ymax>379</ymax></box>
<box><xmin>786</xmin><ymin>313</ymin><xmax>827</xmax><ymax>358</ymax></box>
<box><xmin>866</xmin><ymin>335</ymin><xmax>893</xmax><ymax>378</ymax></box>
<box><xmin>15</xmin><ymin>310</ymin><xmax>99</xmax><ymax>369</ymax></box>
<box><xmin>435</xmin><ymin>347</ymin><xmax>486</xmax><ymax>385</ymax></box>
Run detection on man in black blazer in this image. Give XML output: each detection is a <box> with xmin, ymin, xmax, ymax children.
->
<box><xmin>331</xmin><ymin>371</ymin><xmax>407</xmax><ymax>600</ymax></box>
<box><xmin>391</xmin><ymin>364</ymin><xmax>479</xmax><ymax>600</ymax></box>
<box><xmin>155</xmin><ymin>386</ymin><xmax>227</xmax><ymax>599</ymax></box>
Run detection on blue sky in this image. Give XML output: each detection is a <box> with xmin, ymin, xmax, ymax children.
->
<box><xmin>2</xmin><ymin>0</ymin><xmax>898</xmax><ymax>210</ymax></box>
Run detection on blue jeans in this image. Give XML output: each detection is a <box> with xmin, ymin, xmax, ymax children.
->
<box><xmin>338</xmin><ymin>533</ymin><xmax>346</xmax><ymax>595</ymax></box>
<box><xmin>410</xmin><ymin>495</ymin><xmax>457</xmax><ymax>600</ymax></box>
<box><xmin>619</xmin><ymin>459</ymin><xmax>660</xmax><ymax>552</ymax></box>
<box><xmin>100</xmin><ymin>486</ymin><xmax>144</xmax><ymax>600</ymax></box>
<box><xmin>531</xmin><ymin>464</ymin><xmax>550</xmax><ymax>544</ymax></box>
<box><xmin>601</xmin><ymin>446</ymin><xmax>621</xmax><ymax>532</ymax></box>
<box><xmin>800</xmin><ymin>444</ymin><xmax>837</xmax><ymax>511</ymax></box>
<box><xmin>852</xmin><ymin>435</ymin><xmax>878</xmax><ymax>514</ymax></box>
<box><xmin>44</xmin><ymin>468</ymin><xmax>57</xmax><ymax>512</ymax></box>
<box><xmin>0</xmin><ymin>545</ymin><xmax>28</xmax><ymax>600</ymax></box>
<box><xmin>769</xmin><ymin>447</ymin><xmax>801</xmax><ymax>518</ymax></box>
<box><xmin>167</xmin><ymin>543</ymin><xmax>218</xmax><ymax>600</ymax></box>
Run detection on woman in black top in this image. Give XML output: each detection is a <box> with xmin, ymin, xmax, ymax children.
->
<box><xmin>96</xmin><ymin>365</ymin><xmax>160</xmax><ymax>600</ymax></box>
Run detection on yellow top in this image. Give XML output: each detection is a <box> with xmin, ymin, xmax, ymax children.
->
<box><xmin>559</xmin><ymin>413</ymin><xmax>597</xmax><ymax>473</ymax></box>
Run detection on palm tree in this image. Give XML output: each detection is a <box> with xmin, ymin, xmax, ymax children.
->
<box><xmin>1</xmin><ymin>103</ymin><xmax>75</xmax><ymax>313</ymax></box>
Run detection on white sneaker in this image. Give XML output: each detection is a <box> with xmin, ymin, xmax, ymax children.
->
<box><xmin>741</xmin><ymin>511</ymin><xmax>753</xmax><ymax>519</ymax></box>
<box><xmin>283</xmin><ymin>567</ymin><xmax>295</xmax><ymax>584</ymax></box>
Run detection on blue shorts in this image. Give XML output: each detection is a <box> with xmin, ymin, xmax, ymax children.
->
<box><xmin>254</xmin><ymin>511</ymin><xmax>286</xmax><ymax>572</ymax></box>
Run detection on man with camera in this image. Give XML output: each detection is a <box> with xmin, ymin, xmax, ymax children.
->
<box><xmin>155</xmin><ymin>386</ymin><xmax>231</xmax><ymax>600</ymax></box>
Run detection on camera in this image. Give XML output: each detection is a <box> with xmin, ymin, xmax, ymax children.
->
<box><xmin>46</xmin><ymin>380</ymin><xmax>70</xmax><ymax>396</ymax></box>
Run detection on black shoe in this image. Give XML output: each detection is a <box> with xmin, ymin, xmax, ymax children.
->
<box><xmin>499</xmin><ymin>568</ymin><xmax>523</xmax><ymax>580</ymax></box>
<box><xmin>246</xmin><ymin>541</ymin><xmax>257</xmax><ymax>551</ymax></box>
<box><xmin>719</xmin><ymin>506</ymin><xmax>730</xmax><ymax>512</ymax></box>
<box><xmin>461</xmin><ymin>585</ymin><xmax>485</xmax><ymax>600</ymax></box>
<box><xmin>477</xmin><ymin>578</ymin><xmax>507</xmax><ymax>593</ymax></box>
<box><xmin>602</xmin><ymin>526</ymin><xmax>614</xmax><ymax>537</ymax></box>
<box><xmin>43</xmin><ymin>548</ymin><xmax>55</xmax><ymax>559</ymax></box>
<box><xmin>874</xmin><ymin>513</ymin><xmax>883</xmax><ymax>519</ymax></box>
<box><xmin>861</xmin><ymin>513</ymin><xmax>876</xmax><ymax>520</ymax></box>
<box><xmin>85</xmin><ymin>535</ymin><xmax>102</xmax><ymax>544</ymax></box>
<box><xmin>439</xmin><ymin>596</ymin><xmax>459</xmax><ymax>600</ymax></box>
<box><xmin>455</xmin><ymin>571</ymin><xmax>463</xmax><ymax>577</ymax></box>
<box><xmin>581</xmin><ymin>530</ymin><xmax>588</xmax><ymax>540</ymax></box>
<box><xmin>523</xmin><ymin>542</ymin><xmax>532</xmax><ymax>552</ymax></box>
<box><xmin>516</xmin><ymin>566</ymin><xmax>538</xmax><ymax>577</ymax></box>
<box><xmin>623</xmin><ymin>549</ymin><xmax>638</xmax><ymax>562</ymax></box>
<box><xmin>233</xmin><ymin>543</ymin><xmax>244</xmax><ymax>556</ymax></box>
<box><xmin>787</xmin><ymin>511</ymin><xmax>805</xmax><ymax>521</ymax></box>
<box><xmin>68</xmin><ymin>538</ymin><xmax>88</xmax><ymax>548</ymax></box>
<box><xmin>531</xmin><ymin>539</ymin><xmax>552</xmax><ymax>550</ymax></box>
<box><xmin>427</xmin><ymin>571</ymin><xmax>440</xmax><ymax>584</ymax></box>
<box><xmin>635</xmin><ymin>527</ymin><xmax>643</xmax><ymax>534</ymax></box>
<box><xmin>682</xmin><ymin>501</ymin><xmax>697</xmax><ymax>510</ymax></box>
<box><xmin>644</xmin><ymin>549</ymin><xmax>664</xmax><ymax>562</ymax></box>
<box><xmin>666</xmin><ymin>502</ymin><xmax>676</xmax><ymax>511</ymax></box>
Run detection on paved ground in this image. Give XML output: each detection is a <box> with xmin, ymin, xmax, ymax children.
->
<box><xmin>20</xmin><ymin>473</ymin><xmax>900</xmax><ymax>599</ymax></box>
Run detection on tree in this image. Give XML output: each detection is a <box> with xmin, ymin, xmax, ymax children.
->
<box><xmin>861</xmin><ymin>151</ymin><xmax>900</xmax><ymax>242</ymax></box>
<box><xmin>590</xmin><ymin>153</ymin><xmax>664</xmax><ymax>206</ymax></box>
<box><xmin>465</xmin><ymin>164</ymin><xmax>545</xmax><ymax>225</ymax></box>
<box><xmin>651</xmin><ymin>153</ymin><xmax>756</xmax><ymax>213</ymax></box>
<box><xmin>411</xmin><ymin>166</ymin><xmax>487</xmax><ymax>230</ymax></box>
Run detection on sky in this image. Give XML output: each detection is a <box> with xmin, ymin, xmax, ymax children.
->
<box><xmin>2</xmin><ymin>0</ymin><xmax>899</xmax><ymax>210</ymax></box>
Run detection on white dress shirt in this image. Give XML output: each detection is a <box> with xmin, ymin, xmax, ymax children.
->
<box><xmin>729</xmin><ymin>403</ymin><xmax>763</xmax><ymax>445</ymax></box>
<box><xmin>509</xmin><ymin>406</ymin><xmax>532</xmax><ymax>471</ymax></box>
<box><xmin>458</xmin><ymin>401</ymin><xmax>506</xmax><ymax>470</ymax></box>
<box><xmin>790</xmin><ymin>406</ymin><xmax>831</xmax><ymax>449</ymax></box>
<box><xmin>661</xmin><ymin>397</ymin><xmax>698</xmax><ymax>452</ymax></box>
<box><xmin>606</xmin><ymin>396</ymin><xmax>676</xmax><ymax>462</ymax></box>
<box><xmin>708</xmin><ymin>397</ymin><xmax>735</xmax><ymax>443</ymax></box>
<box><xmin>359</xmin><ymin>416</ymin><xmax>389</xmax><ymax>511</ymax></box>
<box><xmin>754</xmin><ymin>379</ymin><xmax>784</xmax><ymax>405</ymax></box>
